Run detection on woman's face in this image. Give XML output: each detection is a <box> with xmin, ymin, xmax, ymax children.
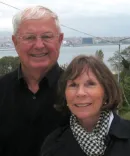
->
<box><xmin>65</xmin><ymin>68</ymin><xmax>105</xmax><ymax>121</ymax></box>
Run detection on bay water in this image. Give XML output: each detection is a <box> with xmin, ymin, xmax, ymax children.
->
<box><xmin>0</xmin><ymin>44</ymin><xmax>129</xmax><ymax>69</ymax></box>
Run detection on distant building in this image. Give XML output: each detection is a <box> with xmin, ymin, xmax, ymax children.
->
<box><xmin>82</xmin><ymin>37</ymin><xmax>93</xmax><ymax>45</ymax></box>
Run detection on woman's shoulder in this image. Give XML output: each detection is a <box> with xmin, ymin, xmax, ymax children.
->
<box><xmin>110</xmin><ymin>113</ymin><xmax>130</xmax><ymax>139</ymax></box>
<box><xmin>40</xmin><ymin>125</ymin><xmax>70</xmax><ymax>156</ymax></box>
<box><xmin>46</xmin><ymin>125</ymin><xmax>69</xmax><ymax>143</ymax></box>
<box><xmin>113</xmin><ymin>113</ymin><xmax>130</xmax><ymax>127</ymax></box>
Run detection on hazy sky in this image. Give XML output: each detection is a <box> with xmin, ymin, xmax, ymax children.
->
<box><xmin>0</xmin><ymin>0</ymin><xmax>130</xmax><ymax>37</ymax></box>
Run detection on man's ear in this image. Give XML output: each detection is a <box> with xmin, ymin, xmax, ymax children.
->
<box><xmin>12</xmin><ymin>35</ymin><xmax>18</xmax><ymax>47</ymax></box>
<box><xmin>59</xmin><ymin>33</ymin><xmax>64</xmax><ymax>45</ymax></box>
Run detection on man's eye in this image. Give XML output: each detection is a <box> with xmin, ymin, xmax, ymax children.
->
<box><xmin>42</xmin><ymin>35</ymin><xmax>52</xmax><ymax>39</ymax></box>
<box><xmin>24</xmin><ymin>36</ymin><xmax>36</xmax><ymax>40</ymax></box>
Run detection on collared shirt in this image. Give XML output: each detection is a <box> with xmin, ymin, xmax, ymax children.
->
<box><xmin>107</xmin><ymin>111</ymin><xmax>114</xmax><ymax>134</ymax></box>
<box><xmin>17</xmin><ymin>63</ymin><xmax>60</xmax><ymax>88</ymax></box>
<box><xmin>0</xmin><ymin>63</ymin><xmax>65</xmax><ymax>156</ymax></box>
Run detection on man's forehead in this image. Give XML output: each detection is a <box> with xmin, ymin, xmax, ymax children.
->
<box><xmin>17</xmin><ymin>18</ymin><xmax>58</xmax><ymax>34</ymax></box>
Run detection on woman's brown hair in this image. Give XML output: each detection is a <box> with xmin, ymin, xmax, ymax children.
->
<box><xmin>55</xmin><ymin>55</ymin><xmax>122</xmax><ymax>114</ymax></box>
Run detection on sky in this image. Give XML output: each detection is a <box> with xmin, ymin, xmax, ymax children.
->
<box><xmin>0</xmin><ymin>0</ymin><xmax>130</xmax><ymax>37</ymax></box>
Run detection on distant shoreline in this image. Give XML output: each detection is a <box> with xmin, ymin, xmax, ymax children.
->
<box><xmin>0</xmin><ymin>43</ymin><xmax>130</xmax><ymax>50</ymax></box>
<box><xmin>62</xmin><ymin>43</ymin><xmax>130</xmax><ymax>47</ymax></box>
<box><xmin>0</xmin><ymin>48</ymin><xmax>15</xmax><ymax>51</ymax></box>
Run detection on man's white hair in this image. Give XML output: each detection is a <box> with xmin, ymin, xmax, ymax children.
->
<box><xmin>12</xmin><ymin>5</ymin><xmax>61</xmax><ymax>35</ymax></box>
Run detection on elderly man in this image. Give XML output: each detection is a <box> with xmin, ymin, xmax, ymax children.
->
<box><xmin>0</xmin><ymin>6</ymin><xmax>66</xmax><ymax>156</ymax></box>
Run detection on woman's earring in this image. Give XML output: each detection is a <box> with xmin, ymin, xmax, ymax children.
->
<box><xmin>104</xmin><ymin>102</ymin><xmax>107</xmax><ymax>105</ymax></box>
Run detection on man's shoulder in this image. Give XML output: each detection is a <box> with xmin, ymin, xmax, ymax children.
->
<box><xmin>59</xmin><ymin>66</ymin><xmax>64</xmax><ymax>72</ymax></box>
<box><xmin>0</xmin><ymin>69</ymin><xmax>18</xmax><ymax>85</ymax></box>
<box><xmin>54</xmin><ymin>63</ymin><xmax>64</xmax><ymax>75</ymax></box>
<box><xmin>54</xmin><ymin>64</ymin><xmax>64</xmax><ymax>77</ymax></box>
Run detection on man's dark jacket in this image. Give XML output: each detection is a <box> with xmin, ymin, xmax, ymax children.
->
<box><xmin>41</xmin><ymin>113</ymin><xmax>130</xmax><ymax>156</ymax></box>
<box><xmin>0</xmin><ymin>63</ymin><xmax>66</xmax><ymax>156</ymax></box>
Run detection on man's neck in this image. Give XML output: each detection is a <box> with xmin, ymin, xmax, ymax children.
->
<box><xmin>22</xmin><ymin>67</ymin><xmax>47</xmax><ymax>93</ymax></box>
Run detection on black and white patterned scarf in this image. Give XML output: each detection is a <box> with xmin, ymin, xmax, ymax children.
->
<box><xmin>70</xmin><ymin>111</ymin><xmax>111</xmax><ymax>156</ymax></box>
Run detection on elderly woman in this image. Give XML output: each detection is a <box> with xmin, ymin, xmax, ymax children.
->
<box><xmin>41</xmin><ymin>55</ymin><xmax>130</xmax><ymax>156</ymax></box>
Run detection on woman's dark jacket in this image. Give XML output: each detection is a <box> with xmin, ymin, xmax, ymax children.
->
<box><xmin>41</xmin><ymin>113</ymin><xmax>130</xmax><ymax>156</ymax></box>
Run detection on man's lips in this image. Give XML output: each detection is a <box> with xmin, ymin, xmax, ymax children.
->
<box><xmin>30</xmin><ymin>53</ymin><xmax>48</xmax><ymax>57</ymax></box>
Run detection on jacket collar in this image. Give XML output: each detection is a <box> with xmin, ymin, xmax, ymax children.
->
<box><xmin>58</xmin><ymin>113</ymin><xmax>130</xmax><ymax>142</ymax></box>
<box><xmin>17</xmin><ymin>63</ymin><xmax>62</xmax><ymax>87</ymax></box>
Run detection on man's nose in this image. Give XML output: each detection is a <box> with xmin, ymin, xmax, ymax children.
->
<box><xmin>34</xmin><ymin>37</ymin><xmax>45</xmax><ymax>48</ymax></box>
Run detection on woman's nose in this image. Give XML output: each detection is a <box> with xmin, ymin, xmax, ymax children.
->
<box><xmin>76</xmin><ymin>86</ymin><xmax>87</xmax><ymax>96</ymax></box>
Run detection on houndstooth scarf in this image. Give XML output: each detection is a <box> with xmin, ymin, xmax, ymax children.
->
<box><xmin>70</xmin><ymin>111</ymin><xmax>111</xmax><ymax>156</ymax></box>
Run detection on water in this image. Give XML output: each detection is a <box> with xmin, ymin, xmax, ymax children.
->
<box><xmin>58</xmin><ymin>44</ymin><xmax>130</xmax><ymax>68</ymax></box>
<box><xmin>0</xmin><ymin>44</ymin><xmax>129</xmax><ymax>69</ymax></box>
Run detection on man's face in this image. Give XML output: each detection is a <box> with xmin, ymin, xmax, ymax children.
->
<box><xmin>12</xmin><ymin>18</ymin><xmax>63</xmax><ymax>72</ymax></box>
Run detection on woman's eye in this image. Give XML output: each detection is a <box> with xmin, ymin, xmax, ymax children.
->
<box><xmin>68</xmin><ymin>83</ymin><xmax>77</xmax><ymax>87</ymax></box>
<box><xmin>85</xmin><ymin>81</ymin><xmax>96</xmax><ymax>87</ymax></box>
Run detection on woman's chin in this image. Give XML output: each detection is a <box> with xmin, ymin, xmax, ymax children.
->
<box><xmin>74</xmin><ymin>112</ymin><xmax>91</xmax><ymax>120</ymax></box>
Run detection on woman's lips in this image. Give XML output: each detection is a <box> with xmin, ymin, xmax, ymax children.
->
<box><xmin>74</xmin><ymin>103</ymin><xmax>92</xmax><ymax>107</ymax></box>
